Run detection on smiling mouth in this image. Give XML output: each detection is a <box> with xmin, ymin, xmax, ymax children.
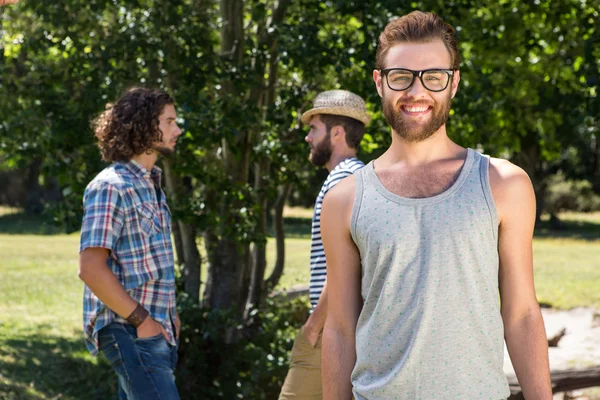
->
<box><xmin>401</xmin><ymin>105</ymin><xmax>432</xmax><ymax>115</ymax></box>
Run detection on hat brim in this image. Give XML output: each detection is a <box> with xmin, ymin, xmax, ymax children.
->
<box><xmin>301</xmin><ymin>106</ymin><xmax>372</xmax><ymax>126</ymax></box>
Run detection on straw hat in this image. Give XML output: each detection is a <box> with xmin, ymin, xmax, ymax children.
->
<box><xmin>301</xmin><ymin>90</ymin><xmax>371</xmax><ymax>126</ymax></box>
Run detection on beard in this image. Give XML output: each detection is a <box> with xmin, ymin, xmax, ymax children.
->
<box><xmin>152</xmin><ymin>144</ymin><xmax>175</xmax><ymax>156</ymax></box>
<box><xmin>309</xmin><ymin>132</ymin><xmax>332</xmax><ymax>167</ymax></box>
<box><xmin>382</xmin><ymin>90</ymin><xmax>452</xmax><ymax>142</ymax></box>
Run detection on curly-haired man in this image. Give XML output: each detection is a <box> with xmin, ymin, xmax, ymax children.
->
<box><xmin>79</xmin><ymin>87</ymin><xmax>182</xmax><ymax>399</ymax></box>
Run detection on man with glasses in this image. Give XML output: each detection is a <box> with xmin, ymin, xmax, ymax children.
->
<box><xmin>320</xmin><ymin>11</ymin><xmax>552</xmax><ymax>400</ymax></box>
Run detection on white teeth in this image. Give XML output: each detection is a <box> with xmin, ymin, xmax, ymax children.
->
<box><xmin>405</xmin><ymin>106</ymin><xmax>428</xmax><ymax>112</ymax></box>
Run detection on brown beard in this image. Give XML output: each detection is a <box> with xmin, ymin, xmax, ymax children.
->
<box><xmin>152</xmin><ymin>144</ymin><xmax>174</xmax><ymax>156</ymax></box>
<box><xmin>309</xmin><ymin>131</ymin><xmax>332</xmax><ymax>167</ymax></box>
<box><xmin>382</xmin><ymin>89</ymin><xmax>452</xmax><ymax>142</ymax></box>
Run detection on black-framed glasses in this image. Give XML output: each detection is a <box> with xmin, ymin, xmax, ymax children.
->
<box><xmin>380</xmin><ymin>68</ymin><xmax>455</xmax><ymax>92</ymax></box>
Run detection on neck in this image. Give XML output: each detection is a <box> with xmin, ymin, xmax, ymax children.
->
<box><xmin>380</xmin><ymin>125</ymin><xmax>463</xmax><ymax>167</ymax></box>
<box><xmin>325</xmin><ymin>149</ymin><xmax>357</xmax><ymax>172</ymax></box>
<box><xmin>131</xmin><ymin>150</ymin><xmax>158</xmax><ymax>172</ymax></box>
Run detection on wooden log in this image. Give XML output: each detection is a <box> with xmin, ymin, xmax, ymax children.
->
<box><xmin>507</xmin><ymin>366</ymin><xmax>600</xmax><ymax>399</ymax></box>
<box><xmin>547</xmin><ymin>327</ymin><xmax>567</xmax><ymax>347</ymax></box>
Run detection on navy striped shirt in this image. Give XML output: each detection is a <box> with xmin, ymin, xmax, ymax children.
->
<box><xmin>309</xmin><ymin>157</ymin><xmax>365</xmax><ymax>308</ymax></box>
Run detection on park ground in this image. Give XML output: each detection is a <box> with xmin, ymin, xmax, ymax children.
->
<box><xmin>0</xmin><ymin>206</ymin><xmax>599</xmax><ymax>399</ymax></box>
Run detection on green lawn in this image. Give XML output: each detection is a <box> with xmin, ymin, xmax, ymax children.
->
<box><xmin>0</xmin><ymin>207</ymin><xmax>599</xmax><ymax>399</ymax></box>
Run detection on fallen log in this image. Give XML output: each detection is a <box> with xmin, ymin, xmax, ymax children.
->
<box><xmin>547</xmin><ymin>327</ymin><xmax>567</xmax><ymax>347</ymax></box>
<box><xmin>507</xmin><ymin>366</ymin><xmax>600</xmax><ymax>399</ymax></box>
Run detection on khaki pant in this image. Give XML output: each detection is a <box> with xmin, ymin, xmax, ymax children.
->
<box><xmin>279</xmin><ymin>326</ymin><xmax>323</xmax><ymax>399</ymax></box>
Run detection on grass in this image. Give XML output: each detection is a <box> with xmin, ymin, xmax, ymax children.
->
<box><xmin>0</xmin><ymin>230</ymin><xmax>116</xmax><ymax>399</ymax></box>
<box><xmin>0</xmin><ymin>206</ymin><xmax>599</xmax><ymax>399</ymax></box>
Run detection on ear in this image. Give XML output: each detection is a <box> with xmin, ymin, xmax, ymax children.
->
<box><xmin>451</xmin><ymin>70</ymin><xmax>460</xmax><ymax>99</ymax></box>
<box><xmin>331</xmin><ymin>125</ymin><xmax>342</xmax><ymax>140</ymax></box>
<box><xmin>373</xmin><ymin>69</ymin><xmax>384</xmax><ymax>98</ymax></box>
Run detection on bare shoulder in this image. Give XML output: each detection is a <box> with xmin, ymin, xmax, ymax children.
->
<box><xmin>488</xmin><ymin>157</ymin><xmax>535</xmax><ymax>224</ymax></box>
<box><xmin>489</xmin><ymin>157</ymin><xmax>533</xmax><ymax>194</ymax></box>
<box><xmin>325</xmin><ymin>174</ymin><xmax>357</xmax><ymax>203</ymax></box>
<box><xmin>321</xmin><ymin>174</ymin><xmax>357</xmax><ymax>229</ymax></box>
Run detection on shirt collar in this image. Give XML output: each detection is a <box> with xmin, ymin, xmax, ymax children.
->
<box><xmin>121</xmin><ymin>159</ymin><xmax>163</xmax><ymax>186</ymax></box>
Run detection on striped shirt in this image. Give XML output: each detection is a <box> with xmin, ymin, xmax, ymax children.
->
<box><xmin>79</xmin><ymin>160</ymin><xmax>177</xmax><ymax>355</ymax></box>
<box><xmin>309</xmin><ymin>157</ymin><xmax>364</xmax><ymax>308</ymax></box>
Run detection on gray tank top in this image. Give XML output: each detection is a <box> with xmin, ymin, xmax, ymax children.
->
<box><xmin>350</xmin><ymin>149</ymin><xmax>510</xmax><ymax>400</ymax></box>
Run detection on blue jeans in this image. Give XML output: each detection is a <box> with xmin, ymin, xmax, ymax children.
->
<box><xmin>98</xmin><ymin>323</ymin><xmax>180</xmax><ymax>400</ymax></box>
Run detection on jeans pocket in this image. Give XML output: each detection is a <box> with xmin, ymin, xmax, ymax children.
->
<box><xmin>99</xmin><ymin>332</ymin><xmax>125</xmax><ymax>370</ymax></box>
<box><xmin>135</xmin><ymin>333</ymin><xmax>164</xmax><ymax>343</ymax></box>
<box><xmin>134</xmin><ymin>334</ymin><xmax>172</xmax><ymax>372</ymax></box>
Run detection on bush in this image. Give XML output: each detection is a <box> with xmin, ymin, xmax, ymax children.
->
<box><xmin>545</xmin><ymin>174</ymin><xmax>600</xmax><ymax>213</ymax></box>
<box><xmin>176</xmin><ymin>295</ymin><xmax>310</xmax><ymax>399</ymax></box>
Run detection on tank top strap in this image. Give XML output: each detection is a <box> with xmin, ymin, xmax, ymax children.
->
<box><xmin>350</xmin><ymin>163</ymin><xmax>369</xmax><ymax>244</ymax></box>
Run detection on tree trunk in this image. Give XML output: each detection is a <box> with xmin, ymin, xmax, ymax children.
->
<box><xmin>43</xmin><ymin>176</ymin><xmax>61</xmax><ymax>205</ymax></box>
<box><xmin>594</xmin><ymin>133</ymin><xmax>600</xmax><ymax>194</ymax></box>
<box><xmin>203</xmin><ymin>0</ymin><xmax>293</xmax><ymax>318</ymax></box>
<box><xmin>172</xmin><ymin>222</ymin><xmax>184</xmax><ymax>267</ymax></box>
<box><xmin>265</xmin><ymin>182</ymin><xmax>293</xmax><ymax>292</ymax></box>
<box><xmin>246</xmin><ymin>161</ymin><xmax>269</xmax><ymax>313</ymax></box>
<box><xmin>162</xmin><ymin>159</ymin><xmax>201</xmax><ymax>304</ymax></box>
<box><xmin>240</xmin><ymin>243</ymin><xmax>252</xmax><ymax>314</ymax></box>
<box><xmin>202</xmin><ymin>0</ymin><xmax>248</xmax><ymax>315</ymax></box>
<box><xmin>179</xmin><ymin>221</ymin><xmax>201</xmax><ymax>304</ymax></box>
<box><xmin>203</xmin><ymin>236</ymin><xmax>247</xmax><ymax>310</ymax></box>
<box><xmin>24</xmin><ymin>157</ymin><xmax>43</xmax><ymax>214</ymax></box>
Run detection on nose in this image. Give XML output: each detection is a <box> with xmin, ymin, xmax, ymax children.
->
<box><xmin>406</xmin><ymin>74</ymin><xmax>428</xmax><ymax>98</ymax></box>
<box><xmin>305</xmin><ymin>133</ymin><xmax>312</xmax><ymax>143</ymax></box>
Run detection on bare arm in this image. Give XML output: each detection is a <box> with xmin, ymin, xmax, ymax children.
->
<box><xmin>490</xmin><ymin>159</ymin><xmax>552</xmax><ymax>399</ymax></box>
<box><xmin>79</xmin><ymin>247</ymin><xmax>168</xmax><ymax>339</ymax></box>
<box><xmin>303</xmin><ymin>279</ymin><xmax>327</xmax><ymax>347</ymax></box>
<box><xmin>321</xmin><ymin>176</ymin><xmax>362</xmax><ymax>400</ymax></box>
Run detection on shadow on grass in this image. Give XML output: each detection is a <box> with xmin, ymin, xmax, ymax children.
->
<box><xmin>276</xmin><ymin>215</ymin><xmax>600</xmax><ymax>241</ymax></box>
<box><xmin>0</xmin><ymin>330</ymin><xmax>116</xmax><ymax>400</ymax></box>
<box><xmin>534</xmin><ymin>218</ymin><xmax>600</xmax><ymax>241</ymax></box>
<box><xmin>2</xmin><ymin>208</ymin><xmax>598</xmax><ymax>241</ymax></box>
<box><xmin>0</xmin><ymin>211</ymin><xmax>63</xmax><ymax>236</ymax></box>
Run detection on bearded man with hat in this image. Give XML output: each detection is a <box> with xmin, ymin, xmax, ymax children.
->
<box><xmin>279</xmin><ymin>89</ymin><xmax>371</xmax><ymax>400</ymax></box>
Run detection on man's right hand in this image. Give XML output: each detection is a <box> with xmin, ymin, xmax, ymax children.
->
<box><xmin>137</xmin><ymin>317</ymin><xmax>169</xmax><ymax>340</ymax></box>
<box><xmin>303</xmin><ymin>321</ymin><xmax>322</xmax><ymax>348</ymax></box>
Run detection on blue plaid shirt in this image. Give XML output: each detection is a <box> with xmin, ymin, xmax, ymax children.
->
<box><xmin>79</xmin><ymin>160</ymin><xmax>177</xmax><ymax>355</ymax></box>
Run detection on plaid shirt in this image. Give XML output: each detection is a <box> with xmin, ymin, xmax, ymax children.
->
<box><xmin>79</xmin><ymin>159</ymin><xmax>177</xmax><ymax>355</ymax></box>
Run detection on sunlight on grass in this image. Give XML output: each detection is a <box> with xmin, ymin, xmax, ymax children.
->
<box><xmin>282</xmin><ymin>206</ymin><xmax>314</xmax><ymax>219</ymax></box>
<box><xmin>533</xmin><ymin>238</ymin><xmax>600</xmax><ymax>309</ymax></box>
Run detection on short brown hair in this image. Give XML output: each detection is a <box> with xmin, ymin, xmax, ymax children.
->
<box><xmin>318</xmin><ymin>114</ymin><xmax>365</xmax><ymax>150</ymax></box>
<box><xmin>92</xmin><ymin>87</ymin><xmax>174</xmax><ymax>163</ymax></box>
<box><xmin>375</xmin><ymin>11</ymin><xmax>461</xmax><ymax>70</ymax></box>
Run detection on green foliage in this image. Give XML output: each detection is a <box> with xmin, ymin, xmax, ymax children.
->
<box><xmin>176</xmin><ymin>295</ymin><xmax>310</xmax><ymax>399</ymax></box>
<box><xmin>1</xmin><ymin>0</ymin><xmax>599</xmax><ymax>388</ymax></box>
<box><xmin>546</xmin><ymin>173</ymin><xmax>600</xmax><ymax>213</ymax></box>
